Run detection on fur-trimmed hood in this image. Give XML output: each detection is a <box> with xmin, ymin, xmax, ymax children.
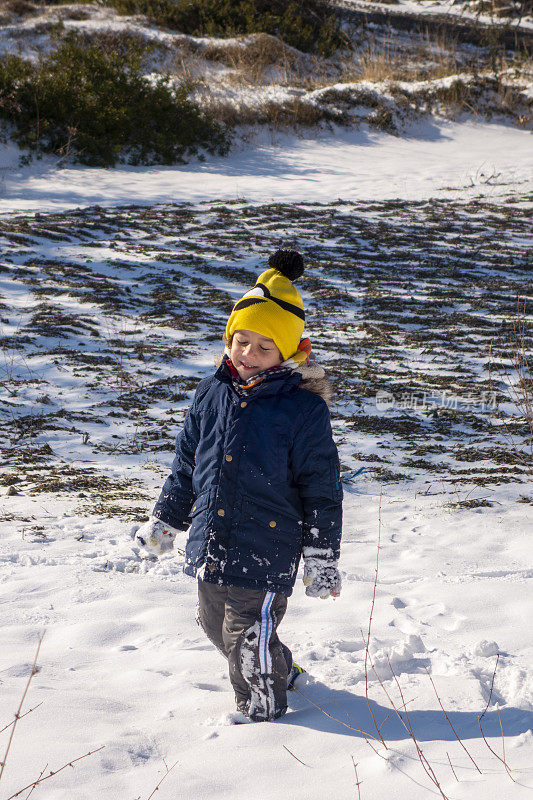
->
<box><xmin>295</xmin><ymin>361</ymin><xmax>333</xmax><ymax>406</ymax></box>
<box><xmin>218</xmin><ymin>348</ymin><xmax>333</xmax><ymax>406</ymax></box>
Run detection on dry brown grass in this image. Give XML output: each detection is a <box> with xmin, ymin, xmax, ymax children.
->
<box><xmin>193</xmin><ymin>68</ymin><xmax>531</xmax><ymax>136</ymax></box>
<box><xmin>199</xmin><ymin>33</ymin><xmax>321</xmax><ymax>87</ymax></box>
<box><xmin>199</xmin><ymin>94</ymin><xmax>334</xmax><ymax>128</ymax></box>
<box><xmin>178</xmin><ymin>32</ymin><xmax>348</xmax><ymax>88</ymax></box>
<box><xmin>204</xmin><ymin>33</ymin><xmax>298</xmax><ymax>79</ymax></box>
<box><xmin>355</xmin><ymin>35</ymin><xmax>466</xmax><ymax>82</ymax></box>
<box><xmin>388</xmin><ymin>74</ymin><xmax>532</xmax><ymax>124</ymax></box>
<box><xmin>172</xmin><ymin>28</ymin><xmax>486</xmax><ymax>90</ymax></box>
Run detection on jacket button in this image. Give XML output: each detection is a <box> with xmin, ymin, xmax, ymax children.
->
<box><xmin>240</xmin><ymin>401</ymin><xmax>247</xmax><ymax>408</ymax></box>
<box><xmin>225</xmin><ymin>454</ymin><xmax>233</xmax><ymax>462</ymax></box>
<box><xmin>217</xmin><ymin>508</ymin><xmax>225</xmax><ymax>516</ymax></box>
<box><xmin>269</xmin><ymin>520</ymin><xmax>276</xmax><ymax>528</ymax></box>
<box><xmin>207</xmin><ymin>563</ymin><xmax>216</xmax><ymax>572</ymax></box>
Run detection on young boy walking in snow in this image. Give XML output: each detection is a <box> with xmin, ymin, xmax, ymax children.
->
<box><xmin>135</xmin><ymin>250</ymin><xmax>343</xmax><ymax>722</ymax></box>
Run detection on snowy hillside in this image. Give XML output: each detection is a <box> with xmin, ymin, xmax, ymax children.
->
<box><xmin>0</xmin><ymin>198</ymin><xmax>532</xmax><ymax>799</ymax></box>
<box><xmin>0</xmin><ymin>0</ymin><xmax>531</xmax><ymax>174</ymax></box>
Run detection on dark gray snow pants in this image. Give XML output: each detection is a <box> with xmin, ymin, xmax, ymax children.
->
<box><xmin>196</xmin><ymin>579</ymin><xmax>293</xmax><ymax>721</ymax></box>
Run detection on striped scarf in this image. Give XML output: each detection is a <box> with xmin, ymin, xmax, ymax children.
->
<box><xmin>225</xmin><ymin>337</ymin><xmax>313</xmax><ymax>397</ymax></box>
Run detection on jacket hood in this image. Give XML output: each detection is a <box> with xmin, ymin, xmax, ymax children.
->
<box><xmin>295</xmin><ymin>361</ymin><xmax>333</xmax><ymax>406</ymax></box>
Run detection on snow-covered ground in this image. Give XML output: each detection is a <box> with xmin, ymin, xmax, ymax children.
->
<box><xmin>1</xmin><ymin>484</ymin><xmax>532</xmax><ymax>799</ymax></box>
<box><xmin>1</xmin><ymin>120</ymin><xmax>532</xmax><ymax>213</ymax></box>
<box><xmin>0</xmin><ymin>188</ymin><xmax>531</xmax><ymax>799</ymax></box>
<box><xmin>339</xmin><ymin>0</ymin><xmax>533</xmax><ymax>31</ymax></box>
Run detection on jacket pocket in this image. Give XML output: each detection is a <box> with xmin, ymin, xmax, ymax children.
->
<box><xmin>231</xmin><ymin>495</ymin><xmax>302</xmax><ymax>584</ymax></box>
<box><xmin>189</xmin><ymin>491</ymin><xmax>211</xmax><ymax>519</ymax></box>
<box><xmin>330</xmin><ymin>456</ymin><xmax>343</xmax><ymax>498</ymax></box>
<box><xmin>185</xmin><ymin>490</ymin><xmax>213</xmax><ymax>568</ymax></box>
<box><xmin>241</xmin><ymin>495</ymin><xmax>301</xmax><ymax>528</ymax></box>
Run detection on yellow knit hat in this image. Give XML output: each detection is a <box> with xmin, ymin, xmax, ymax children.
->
<box><xmin>225</xmin><ymin>251</ymin><xmax>305</xmax><ymax>361</ymax></box>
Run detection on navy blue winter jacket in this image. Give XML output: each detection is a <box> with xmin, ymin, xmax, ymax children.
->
<box><xmin>153</xmin><ymin>357</ymin><xmax>343</xmax><ymax>596</ymax></box>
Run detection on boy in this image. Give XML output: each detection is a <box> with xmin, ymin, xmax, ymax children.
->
<box><xmin>136</xmin><ymin>250</ymin><xmax>343</xmax><ymax>722</ymax></box>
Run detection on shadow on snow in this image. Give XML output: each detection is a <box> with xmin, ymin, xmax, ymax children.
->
<box><xmin>281</xmin><ymin>680</ymin><xmax>533</xmax><ymax>743</ymax></box>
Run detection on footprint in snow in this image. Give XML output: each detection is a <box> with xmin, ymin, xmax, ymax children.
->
<box><xmin>334</xmin><ymin>640</ymin><xmax>365</xmax><ymax>654</ymax></box>
<box><xmin>193</xmin><ymin>682</ymin><xmax>225</xmax><ymax>691</ymax></box>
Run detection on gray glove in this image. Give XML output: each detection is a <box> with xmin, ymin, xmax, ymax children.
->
<box><xmin>134</xmin><ymin>516</ymin><xmax>181</xmax><ymax>556</ymax></box>
<box><xmin>303</xmin><ymin>556</ymin><xmax>341</xmax><ymax>599</ymax></box>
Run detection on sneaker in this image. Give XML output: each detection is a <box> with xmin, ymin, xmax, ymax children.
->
<box><xmin>287</xmin><ymin>662</ymin><xmax>305</xmax><ymax>691</ymax></box>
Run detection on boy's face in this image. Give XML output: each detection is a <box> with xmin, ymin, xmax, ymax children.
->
<box><xmin>230</xmin><ymin>329</ymin><xmax>283</xmax><ymax>380</ymax></box>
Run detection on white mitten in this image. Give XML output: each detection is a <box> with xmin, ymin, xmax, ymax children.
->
<box><xmin>134</xmin><ymin>516</ymin><xmax>181</xmax><ymax>556</ymax></box>
<box><xmin>303</xmin><ymin>557</ymin><xmax>341</xmax><ymax>599</ymax></box>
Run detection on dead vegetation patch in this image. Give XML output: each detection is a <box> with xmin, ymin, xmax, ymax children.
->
<box><xmin>0</xmin><ymin>199</ymin><xmax>530</xmax><ymax>509</ymax></box>
<box><xmin>390</xmin><ymin>75</ymin><xmax>532</xmax><ymax>124</ymax></box>
<box><xmin>369</xmin><ymin>466</ymin><xmax>414</xmax><ymax>482</ymax></box>
<box><xmin>354</xmin><ymin>35</ymin><xmax>468</xmax><ymax>82</ymax></box>
<box><xmin>23</xmin><ymin>465</ymin><xmax>149</xmax><ymax>498</ymax></box>
<box><xmin>445</xmin><ymin>497</ymin><xmax>493</xmax><ymax>508</ymax></box>
<box><xmin>199</xmin><ymin>72</ymin><xmax>531</xmax><ymax>136</ymax></box>
<box><xmin>199</xmin><ymin>94</ymin><xmax>336</xmax><ymax>129</ymax></box>
<box><xmin>28</xmin><ymin>304</ymin><xmax>102</xmax><ymax>338</ymax></box>
<box><xmin>200</xmin><ymin>33</ymin><xmax>305</xmax><ymax>84</ymax></box>
<box><xmin>453</xmin><ymin>445</ymin><xmax>532</xmax><ymax>466</ymax></box>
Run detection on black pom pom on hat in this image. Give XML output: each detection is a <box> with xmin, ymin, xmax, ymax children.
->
<box><xmin>268</xmin><ymin>249</ymin><xmax>304</xmax><ymax>281</ymax></box>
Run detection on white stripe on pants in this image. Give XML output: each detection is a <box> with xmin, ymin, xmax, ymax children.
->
<box><xmin>259</xmin><ymin>591</ymin><xmax>275</xmax><ymax>674</ymax></box>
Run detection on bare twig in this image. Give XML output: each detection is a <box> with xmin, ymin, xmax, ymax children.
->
<box><xmin>283</xmin><ymin>745</ymin><xmax>310</xmax><ymax>767</ymax></box>
<box><xmin>425</xmin><ymin>667</ymin><xmax>482</xmax><ymax>773</ymax></box>
<box><xmin>364</xmin><ymin>487</ymin><xmax>386</xmax><ymax>747</ymax></box>
<box><xmin>377</xmin><ymin>695</ymin><xmax>418</xmax><ymax>732</ymax></box>
<box><xmin>145</xmin><ymin>759</ymin><xmax>179</xmax><ymax>800</ymax></box>
<box><xmin>0</xmin><ymin>633</ymin><xmax>44</xmax><ymax>784</ymax></box>
<box><xmin>385</xmin><ymin>656</ymin><xmax>449</xmax><ymax>800</ymax></box>
<box><xmin>357</xmin><ymin>488</ymin><xmax>448</xmax><ymax>797</ymax></box>
<box><xmin>24</xmin><ymin>764</ymin><xmax>47</xmax><ymax>800</ymax></box>
<box><xmin>5</xmin><ymin>747</ymin><xmax>105</xmax><ymax>800</ymax></box>
<box><xmin>1</xmin><ymin>634</ymin><xmax>104</xmax><ymax>799</ymax></box>
<box><xmin>352</xmin><ymin>756</ymin><xmax>362</xmax><ymax>799</ymax></box>
<box><xmin>477</xmin><ymin>718</ymin><xmax>516</xmax><ymax>782</ymax></box>
<box><xmin>477</xmin><ymin>655</ymin><xmax>515</xmax><ymax>782</ymax></box>
<box><xmin>479</xmin><ymin>654</ymin><xmax>499</xmax><ymax>720</ymax></box>
<box><xmin>496</xmin><ymin>704</ymin><xmax>509</xmax><ymax>777</ymax></box>
<box><xmin>290</xmin><ymin>685</ymin><xmax>382</xmax><ymax>745</ymax></box>
<box><xmin>0</xmin><ymin>703</ymin><xmax>44</xmax><ymax>735</ymax></box>
<box><xmin>446</xmin><ymin>752</ymin><xmax>459</xmax><ymax>782</ymax></box>
<box><xmin>477</xmin><ymin>653</ymin><xmax>516</xmax><ymax>783</ymax></box>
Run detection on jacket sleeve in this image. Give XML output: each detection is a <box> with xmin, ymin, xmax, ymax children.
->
<box><xmin>290</xmin><ymin>396</ymin><xmax>343</xmax><ymax>561</ymax></box>
<box><xmin>152</xmin><ymin>393</ymin><xmax>201</xmax><ymax>530</ymax></box>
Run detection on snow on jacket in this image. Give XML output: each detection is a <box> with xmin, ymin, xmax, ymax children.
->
<box><xmin>153</xmin><ymin>357</ymin><xmax>343</xmax><ymax>596</ymax></box>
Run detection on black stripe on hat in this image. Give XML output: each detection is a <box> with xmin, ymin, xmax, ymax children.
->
<box><xmin>254</xmin><ymin>283</ymin><xmax>305</xmax><ymax>321</ymax></box>
<box><xmin>255</xmin><ymin>282</ymin><xmax>272</xmax><ymax>298</ymax></box>
<box><xmin>235</xmin><ymin>287</ymin><xmax>305</xmax><ymax>321</ymax></box>
<box><xmin>233</xmin><ymin>297</ymin><xmax>268</xmax><ymax>311</ymax></box>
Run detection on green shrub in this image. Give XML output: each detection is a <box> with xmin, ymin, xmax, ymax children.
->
<box><xmin>0</xmin><ymin>33</ymin><xmax>230</xmax><ymax>166</ymax></box>
<box><xmin>107</xmin><ymin>0</ymin><xmax>345</xmax><ymax>56</ymax></box>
